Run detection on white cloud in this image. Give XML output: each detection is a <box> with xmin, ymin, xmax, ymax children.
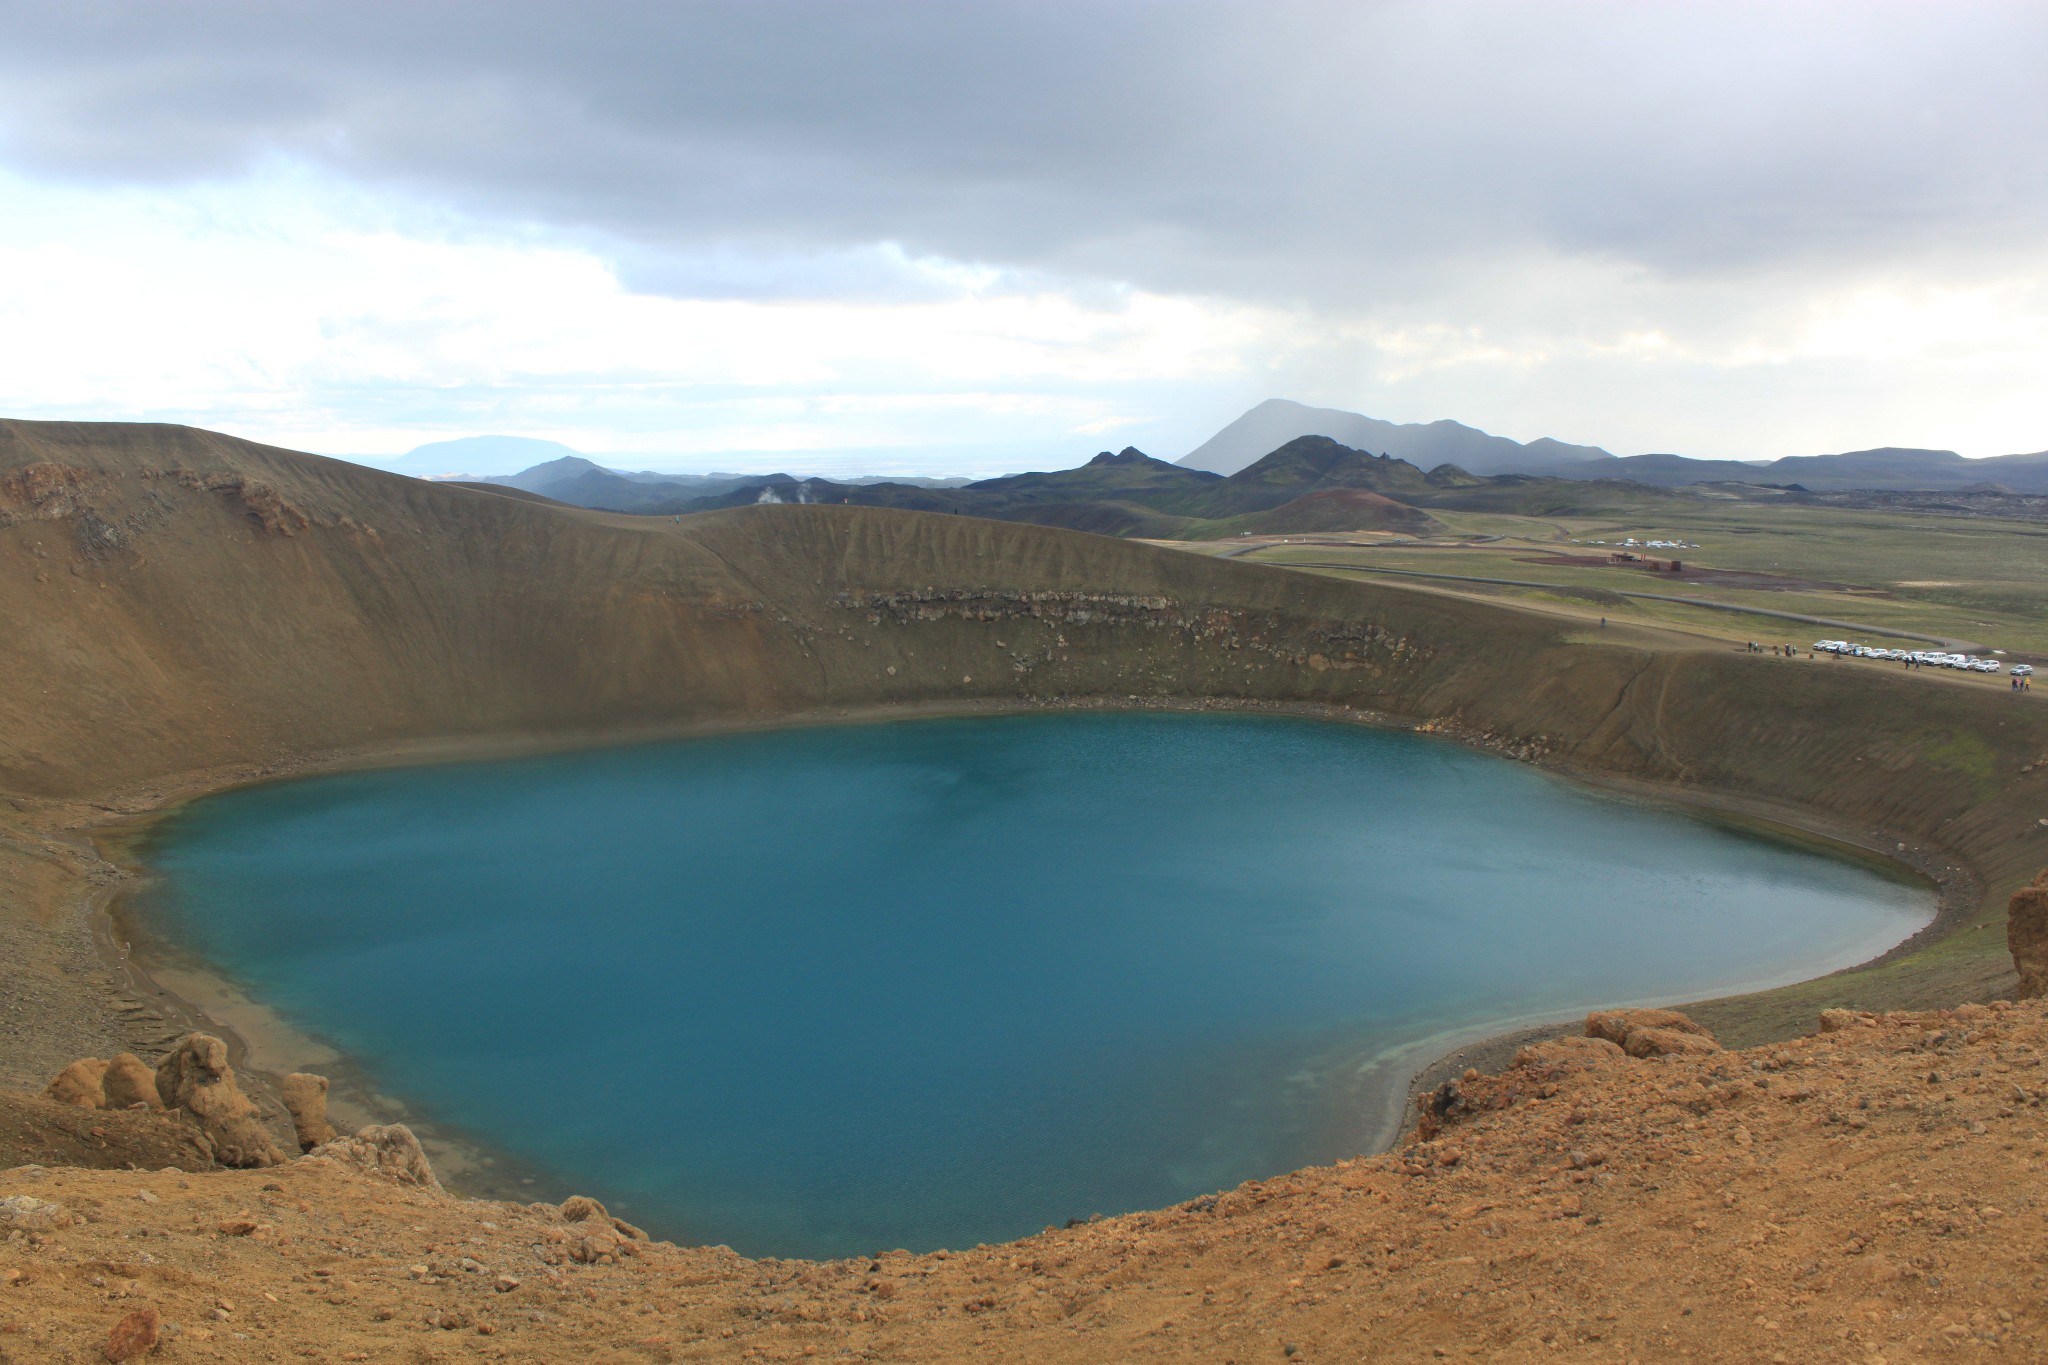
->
<box><xmin>2</xmin><ymin>0</ymin><xmax>2047</xmax><ymax>472</ymax></box>
<box><xmin>0</xmin><ymin>168</ymin><xmax>1295</xmax><ymax>470</ymax></box>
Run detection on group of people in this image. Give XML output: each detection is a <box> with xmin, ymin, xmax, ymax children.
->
<box><xmin>2015</xmin><ymin>674</ymin><xmax>2033</xmax><ymax>693</ymax></box>
<box><xmin>1745</xmin><ymin>641</ymin><xmax>1799</xmax><ymax>657</ymax></box>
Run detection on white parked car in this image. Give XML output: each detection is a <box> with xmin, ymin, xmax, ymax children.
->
<box><xmin>2015</xmin><ymin>664</ymin><xmax>2036</xmax><ymax>677</ymax></box>
<box><xmin>1970</xmin><ymin>659</ymin><xmax>2001</xmax><ymax>673</ymax></box>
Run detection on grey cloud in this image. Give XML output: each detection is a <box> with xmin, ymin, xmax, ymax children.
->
<box><xmin>1</xmin><ymin>1</ymin><xmax>2044</xmax><ymax>306</ymax></box>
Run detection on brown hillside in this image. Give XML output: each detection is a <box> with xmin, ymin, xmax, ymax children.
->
<box><xmin>5</xmin><ymin>417</ymin><xmax>2048</xmax><ymax>1054</ymax></box>
<box><xmin>440</xmin><ymin>480</ymin><xmax>574</xmax><ymax>506</ymax></box>
<box><xmin>7</xmin><ymin>419</ymin><xmax>2048</xmax><ymax>1361</ymax></box>
<box><xmin>1241</xmin><ymin>486</ymin><xmax>1443</xmax><ymax>537</ymax></box>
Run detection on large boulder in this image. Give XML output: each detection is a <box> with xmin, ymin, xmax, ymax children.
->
<box><xmin>1512</xmin><ymin>1035</ymin><xmax>1626</xmax><ymax>1071</ymax></box>
<box><xmin>2008</xmin><ymin>869</ymin><xmax>2048</xmax><ymax>999</ymax></box>
<box><xmin>103</xmin><ymin>1306</ymin><xmax>160</xmax><ymax>1363</ymax></box>
<box><xmin>560</xmin><ymin>1194</ymin><xmax>651</xmax><ymax>1243</ymax></box>
<box><xmin>153</xmin><ymin>1033</ymin><xmax>284</xmax><ymax>1168</ymax></box>
<box><xmin>102</xmin><ymin>1053</ymin><xmax>162</xmax><ymax>1110</ymax></box>
<box><xmin>281</xmin><ymin>1073</ymin><xmax>337</xmax><ymax>1152</ymax></box>
<box><xmin>1622</xmin><ymin>1026</ymin><xmax>1721</xmax><ymax>1058</ymax></box>
<box><xmin>1585</xmin><ymin>1008</ymin><xmax>1720</xmax><ymax>1057</ymax></box>
<box><xmin>43</xmin><ymin>1057</ymin><xmax>108</xmax><ymax>1108</ymax></box>
<box><xmin>306</xmin><ymin>1124</ymin><xmax>443</xmax><ymax>1193</ymax></box>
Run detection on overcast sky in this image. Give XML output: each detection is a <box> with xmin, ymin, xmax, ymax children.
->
<box><xmin>1</xmin><ymin>1</ymin><xmax>2043</xmax><ymax>474</ymax></box>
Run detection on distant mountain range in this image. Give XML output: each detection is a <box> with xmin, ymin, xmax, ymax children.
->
<box><xmin>362</xmin><ymin>435</ymin><xmax>596</xmax><ymax>478</ymax></box>
<box><xmin>456</xmin><ymin>455</ymin><xmax>968</xmax><ymax>513</ymax></box>
<box><xmin>394</xmin><ymin>404</ymin><xmax>2048</xmax><ymax>533</ymax></box>
<box><xmin>452</xmin><ymin>438</ymin><xmax>1649</xmax><ymax>540</ymax></box>
<box><xmin>1183</xmin><ymin>398</ymin><xmax>2048</xmax><ymax>493</ymax></box>
<box><xmin>1180</xmin><ymin>399</ymin><xmax>1617</xmax><ymax>476</ymax></box>
<box><xmin>458</xmin><ymin>428</ymin><xmax>2048</xmax><ymax>542</ymax></box>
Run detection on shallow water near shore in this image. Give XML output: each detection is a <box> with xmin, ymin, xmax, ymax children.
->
<box><xmin>130</xmin><ymin>712</ymin><xmax>1928</xmax><ymax>1258</ymax></box>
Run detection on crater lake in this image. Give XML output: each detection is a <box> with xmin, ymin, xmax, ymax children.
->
<box><xmin>127</xmin><ymin>712</ymin><xmax>1931</xmax><ymax>1257</ymax></box>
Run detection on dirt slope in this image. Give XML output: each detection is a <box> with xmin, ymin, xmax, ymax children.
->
<box><xmin>5</xmin><ymin>418</ymin><xmax>2048</xmax><ymax>1061</ymax></box>
<box><xmin>5</xmin><ymin>420</ymin><xmax>2044</xmax><ymax>849</ymax></box>
<box><xmin>7</xmin><ymin>1000</ymin><xmax>2048</xmax><ymax>1363</ymax></box>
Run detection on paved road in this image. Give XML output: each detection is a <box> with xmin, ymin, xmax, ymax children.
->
<box><xmin>1256</xmin><ymin>558</ymin><xmax>1987</xmax><ymax>652</ymax></box>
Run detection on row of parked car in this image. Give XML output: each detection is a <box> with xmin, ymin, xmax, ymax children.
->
<box><xmin>1812</xmin><ymin>640</ymin><xmax>2034</xmax><ymax>676</ymax></box>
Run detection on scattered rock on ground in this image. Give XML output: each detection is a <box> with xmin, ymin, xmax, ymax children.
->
<box><xmin>13</xmin><ymin>998</ymin><xmax>2048</xmax><ymax>1362</ymax></box>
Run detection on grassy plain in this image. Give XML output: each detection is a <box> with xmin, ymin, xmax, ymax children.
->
<box><xmin>1163</xmin><ymin>497</ymin><xmax>2048</xmax><ymax>663</ymax></box>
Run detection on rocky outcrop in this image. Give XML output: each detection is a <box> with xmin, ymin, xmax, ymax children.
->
<box><xmin>305</xmin><ymin>1124</ymin><xmax>442</xmax><ymax>1193</ymax></box>
<box><xmin>18</xmin><ymin>999</ymin><xmax>2048</xmax><ymax>1364</ymax></box>
<box><xmin>832</xmin><ymin>587</ymin><xmax>1422</xmax><ymax>680</ymax></box>
<box><xmin>1584</xmin><ymin>1008</ymin><xmax>1721</xmax><ymax>1058</ymax></box>
<box><xmin>153</xmin><ymin>1033</ymin><xmax>285</xmax><ymax>1168</ymax></box>
<box><xmin>101</xmin><ymin>1053</ymin><xmax>162</xmax><ymax>1110</ymax></box>
<box><xmin>555</xmin><ymin>1195</ymin><xmax>650</xmax><ymax>1265</ymax></box>
<box><xmin>561</xmin><ymin>1194</ymin><xmax>651</xmax><ymax>1244</ymax></box>
<box><xmin>2007</xmin><ymin>868</ymin><xmax>2048</xmax><ymax>999</ymax></box>
<box><xmin>43</xmin><ymin>1052</ymin><xmax>167</xmax><ymax>1111</ymax></box>
<box><xmin>0</xmin><ymin>461</ymin><xmax>108</xmax><ymax>526</ymax></box>
<box><xmin>0</xmin><ymin>1194</ymin><xmax>69</xmax><ymax>1230</ymax></box>
<box><xmin>281</xmin><ymin>1073</ymin><xmax>337</xmax><ymax>1152</ymax></box>
<box><xmin>43</xmin><ymin>1057</ymin><xmax>108</xmax><ymax>1108</ymax></box>
<box><xmin>139</xmin><ymin>467</ymin><xmax>314</xmax><ymax>535</ymax></box>
<box><xmin>1511</xmin><ymin>1035</ymin><xmax>1626</xmax><ymax>1071</ymax></box>
<box><xmin>38</xmin><ymin>1046</ymin><xmax>376</xmax><ymax>1174</ymax></box>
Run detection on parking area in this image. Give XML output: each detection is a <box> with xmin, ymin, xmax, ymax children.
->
<box><xmin>1807</xmin><ymin>640</ymin><xmax>2035</xmax><ymax>688</ymax></box>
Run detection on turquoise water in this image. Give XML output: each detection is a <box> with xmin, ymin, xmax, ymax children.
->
<box><xmin>133</xmin><ymin>712</ymin><xmax>1927</xmax><ymax>1258</ymax></box>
